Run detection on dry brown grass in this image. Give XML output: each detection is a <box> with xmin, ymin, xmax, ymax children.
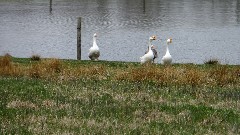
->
<box><xmin>28</xmin><ymin>59</ymin><xmax>62</xmax><ymax>79</ymax></box>
<box><xmin>0</xmin><ymin>56</ymin><xmax>63</xmax><ymax>79</ymax></box>
<box><xmin>0</xmin><ymin>54</ymin><xmax>21</xmax><ymax>76</ymax></box>
<box><xmin>115</xmin><ymin>64</ymin><xmax>239</xmax><ymax>87</ymax></box>
<box><xmin>7</xmin><ymin>100</ymin><xmax>37</xmax><ymax>109</ymax></box>
<box><xmin>117</xmin><ymin>65</ymin><xmax>198</xmax><ymax>86</ymax></box>
<box><xmin>58</xmin><ymin>64</ymin><xmax>108</xmax><ymax>81</ymax></box>
<box><xmin>0</xmin><ymin>53</ymin><xmax>12</xmax><ymax>67</ymax></box>
<box><xmin>74</xmin><ymin>65</ymin><xmax>107</xmax><ymax>77</ymax></box>
<box><xmin>0</xmin><ymin>57</ymin><xmax>239</xmax><ymax>87</ymax></box>
<box><xmin>208</xmin><ymin>66</ymin><xmax>239</xmax><ymax>86</ymax></box>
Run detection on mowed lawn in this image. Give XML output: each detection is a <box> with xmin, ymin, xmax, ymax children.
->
<box><xmin>0</xmin><ymin>55</ymin><xmax>240</xmax><ymax>134</ymax></box>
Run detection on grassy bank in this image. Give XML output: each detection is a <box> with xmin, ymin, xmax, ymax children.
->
<box><xmin>0</xmin><ymin>55</ymin><xmax>240</xmax><ymax>134</ymax></box>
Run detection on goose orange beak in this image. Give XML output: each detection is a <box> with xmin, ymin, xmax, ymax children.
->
<box><xmin>152</xmin><ymin>36</ymin><xmax>157</xmax><ymax>40</ymax></box>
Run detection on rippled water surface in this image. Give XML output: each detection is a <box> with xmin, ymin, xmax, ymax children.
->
<box><xmin>0</xmin><ymin>0</ymin><xmax>240</xmax><ymax>64</ymax></box>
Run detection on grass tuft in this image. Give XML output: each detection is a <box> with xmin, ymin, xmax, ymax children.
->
<box><xmin>29</xmin><ymin>64</ymin><xmax>41</xmax><ymax>78</ymax></box>
<box><xmin>44</xmin><ymin>58</ymin><xmax>62</xmax><ymax>73</ymax></box>
<box><xmin>209</xmin><ymin>66</ymin><xmax>239</xmax><ymax>86</ymax></box>
<box><xmin>0</xmin><ymin>54</ymin><xmax>21</xmax><ymax>76</ymax></box>
<box><xmin>204</xmin><ymin>59</ymin><xmax>220</xmax><ymax>65</ymax></box>
<box><xmin>30</xmin><ymin>55</ymin><xmax>41</xmax><ymax>61</ymax></box>
<box><xmin>0</xmin><ymin>53</ymin><xmax>12</xmax><ymax>67</ymax></box>
<box><xmin>28</xmin><ymin>59</ymin><xmax>63</xmax><ymax>78</ymax></box>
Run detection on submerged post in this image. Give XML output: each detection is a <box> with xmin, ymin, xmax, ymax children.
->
<box><xmin>143</xmin><ymin>0</ymin><xmax>146</xmax><ymax>13</ymax></box>
<box><xmin>50</xmin><ymin>0</ymin><xmax>52</xmax><ymax>12</ymax></box>
<box><xmin>77</xmin><ymin>17</ymin><xmax>81</xmax><ymax>60</ymax></box>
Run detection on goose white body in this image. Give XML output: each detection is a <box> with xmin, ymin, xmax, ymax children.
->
<box><xmin>88</xmin><ymin>33</ymin><xmax>100</xmax><ymax>60</ymax></box>
<box><xmin>161</xmin><ymin>46</ymin><xmax>172</xmax><ymax>65</ymax></box>
<box><xmin>161</xmin><ymin>38</ymin><xmax>172</xmax><ymax>65</ymax></box>
<box><xmin>140</xmin><ymin>49</ymin><xmax>154</xmax><ymax>64</ymax></box>
<box><xmin>140</xmin><ymin>36</ymin><xmax>156</xmax><ymax>64</ymax></box>
<box><xmin>145</xmin><ymin>45</ymin><xmax>158</xmax><ymax>63</ymax></box>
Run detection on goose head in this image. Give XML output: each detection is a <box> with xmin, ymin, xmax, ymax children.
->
<box><xmin>167</xmin><ymin>38</ymin><xmax>172</xmax><ymax>44</ymax></box>
<box><xmin>93</xmin><ymin>33</ymin><xmax>97</xmax><ymax>37</ymax></box>
<box><xmin>149</xmin><ymin>35</ymin><xmax>156</xmax><ymax>41</ymax></box>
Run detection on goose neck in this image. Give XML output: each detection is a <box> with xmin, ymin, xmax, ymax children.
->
<box><xmin>148</xmin><ymin>40</ymin><xmax>152</xmax><ymax>50</ymax></box>
<box><xmin>93</xmin><ymin>37</ymin><xmax>97</xmax><ymax>47</ymax></box>
<box><xmin>166</xmin><ymin>45</ymin><xmax>169</xmax><ymax>53</ymax></box>
<box><xmin>166</xmin><ymin>43</ymin><xmax>170</xmax><ymax>54</ymax></box>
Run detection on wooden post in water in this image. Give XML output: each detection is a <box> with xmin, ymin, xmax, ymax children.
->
<box><xmin>50</xmin><ymin>0</ymin><xmax>52</xmax><ymax>12</ymax></box>
<box><xmin>143</xmin><ymin>0</ymin><xmax>146</xmax><ymax>13</ymax></box>
<box><xmin>77</xmin><ymin>17</ymin><xmax>81</xmax><ymax>60</ymax></box>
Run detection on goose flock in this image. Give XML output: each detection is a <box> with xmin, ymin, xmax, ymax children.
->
<box><xmin>88</xmin><ymin>33</ymin><xmax>173</xmax><ymax>65</ymax></box>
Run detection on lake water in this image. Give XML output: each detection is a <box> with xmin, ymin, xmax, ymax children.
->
<box><xmin>0</xmin><ymin>0</ymin><xmax>240</xmax><ymax>64</ymax></box>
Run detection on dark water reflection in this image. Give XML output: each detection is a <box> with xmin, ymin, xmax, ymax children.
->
<box><xmin>0</xmin><ymin>0</ymin><xmax>239</xmax><ymax>64</ymax></box>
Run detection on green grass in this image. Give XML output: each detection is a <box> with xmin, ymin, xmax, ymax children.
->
<box><xmin>0</xmin><ymin>56</ymin><xmax>240</xmax><ymax>134</ymax></box>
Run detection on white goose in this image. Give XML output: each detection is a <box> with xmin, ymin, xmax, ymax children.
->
<box><xmin>88</xmin><ymin>33</ymin><xmax>100</xmax><ymax>61</ymax></box>
<box><xmin>161</xmin><ymin>38</ymin><xmax>173</xmax><ymax>65</ymax></box>
<box><xmin>145</xmin><ymin>45</ymin><xmax>158</xmax><ymax>63</ymax></box>
<box><xmin>140</xmin><ymin>36</ymin><xmax>156</xmax><ymax>64</ymax></box>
